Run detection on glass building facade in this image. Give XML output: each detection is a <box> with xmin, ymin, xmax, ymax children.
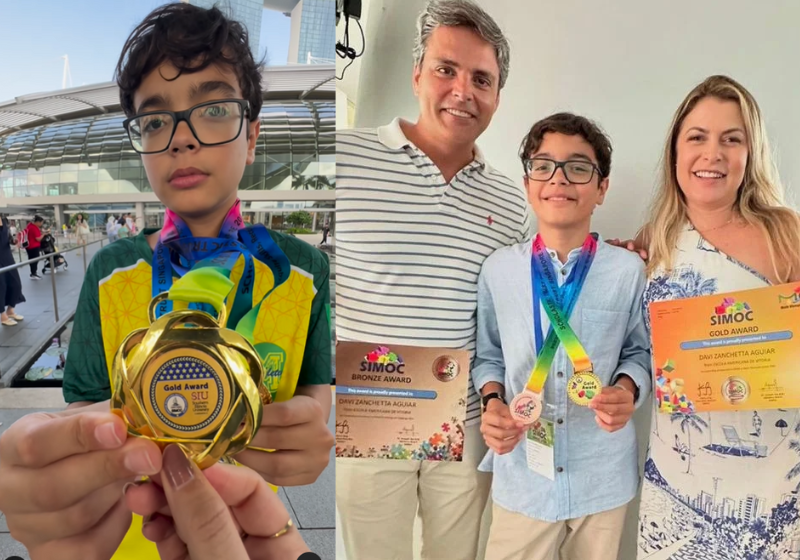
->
<box><xmin>0</xmin><ymin>100</ymin><xmax>334</xmax><ymax>229</ymax></box>
<box><xmin>184</xmin><ymin>0</ymin><xmax>264</xmax><ymax>56</ymax></box>
<box><xmin>297</xmin><ymin>0</ymin><xmax>336</xmax><ymax>62</ymax></box>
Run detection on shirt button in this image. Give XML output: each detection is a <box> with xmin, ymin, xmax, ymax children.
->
<box><xmin>560</xmin><ymin>268</ymin><xmax>567</xmax><ymax>275</ymax></box>
<box><xmin>557</xmin><ymin>418</ymin><xmax>564</xmax><ymax>425</ymax></box>
<box><xmin>557</xmin><ymin>467</ymin><xmax>564</xmax><ymax>473</ymax></box>
<box><xmin>557</xmin><ymin>371</ymin><xmax>564</xmax><ymax>378</ymax></box>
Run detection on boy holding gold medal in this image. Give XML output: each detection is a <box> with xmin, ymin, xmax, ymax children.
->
<box><xmin>473</xmin><ymin>113</ymin><xmax>651</xmax><ymax>560</ymax></box>
<box><xmin>0</xmin><ymin>5</ymin><xmax>333</xmax><ymax>560</ymax></box>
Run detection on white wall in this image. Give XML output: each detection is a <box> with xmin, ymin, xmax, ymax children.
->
<box><xmin>352</xmin><ymin>0</ymin><xmax>800</xmax><ymax>238</ymax></box>
<box><xmin>335</xmin><ymin>0</ymin><xmax>385</xmax><ymax>127</ymax></box>
<box><xmin>342</xmin><ymin>2</ymin><xmax>800</xmax><ymax>559</ymax></box>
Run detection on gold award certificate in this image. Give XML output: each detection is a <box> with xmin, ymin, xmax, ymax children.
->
<box><xmin>335</xmin><ymin>342</ymin><xmax>469</xmax><ymax>461</ymax></box>
<box><xmin>649</xmin><ymin>282</ymin><xmax>800</xmax><ymax>413</ymax></box>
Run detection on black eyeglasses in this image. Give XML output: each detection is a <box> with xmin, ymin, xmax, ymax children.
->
<box><xmin>523</xmin><ymin>157</ymin><xmax>600</xmax><ymax>184</ymax></box>
<box><xmin>122</xmin><ymin>99</ymin><xmax>251</xmax><ymax>154</ymax></box>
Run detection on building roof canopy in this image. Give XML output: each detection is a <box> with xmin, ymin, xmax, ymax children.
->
<box><xmin>0</xmin><ymin>64</ymin><xmax>333</xmax><ymax>135</ymax></box>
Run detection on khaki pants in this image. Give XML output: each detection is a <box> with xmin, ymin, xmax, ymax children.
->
<box><xmin>337</xmin><ymin>423</ymin><xmax>492</xmax><ymax>560</ymax></box>
<box><xmin>485</xmin><ymin>503</ymin><xmax>629</xmax><ymax>560</ymax></box>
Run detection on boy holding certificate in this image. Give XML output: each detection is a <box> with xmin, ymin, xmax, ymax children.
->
<box><xmin>0</xmin><ymin>5</ymin><xmax>332</xmax><ymax>560</ymax></box>
<box><xmin>473</xmin><ymin>113</ymin><xmax>651</xmax><ymax>560</ymax></box>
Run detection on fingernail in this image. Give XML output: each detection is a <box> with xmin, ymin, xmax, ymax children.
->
<box><xmin>95</xmin><ymin>422</ymin><xmax>123</xmax><ymax>448</ymax></box>
<box><xmin>124</xmin><ymin>450</ymin><xmax>158</xmax><ymax>475</ymax></box>
<box><xmin>163</xmin><ymin>445</ymin><xmax>194</xmax><ymax>491</ymax></box>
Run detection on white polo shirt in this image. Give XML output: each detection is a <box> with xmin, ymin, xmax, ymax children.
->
<box><xmin>336</xmin><ymin>118</ymin><xmax>532</xmax><ymax>424</ymax></box>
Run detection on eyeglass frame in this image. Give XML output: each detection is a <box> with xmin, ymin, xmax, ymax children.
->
<box><xmin>122</xmin><ymin>98</ymin><xmax>252</xmax><ymax>154</ymax></box>
<box><xmin>522</xmin><ymin>157</ymin><xmax>602</xmax><ymax>185</ymax></box>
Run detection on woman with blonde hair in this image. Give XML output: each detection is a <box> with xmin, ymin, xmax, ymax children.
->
<box><xmin>634</xmin><ymin>75</ymin><xmax>800</xmax><ymax>558</ymax></box>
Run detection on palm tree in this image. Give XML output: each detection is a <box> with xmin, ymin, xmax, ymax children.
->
<box><xmin>785</xmin><ymin>421</ymin><xmax>800</xmax><ymax>489</ymax></box>
<box><xmin>671</xmin><ymin>411</ymin><xmax>708</xmax><ymax>474</ymax></box>
<box><xmin>674</xmin><ymin>269</ymin><xmax>718</xmax><ymax>299</ymax></box>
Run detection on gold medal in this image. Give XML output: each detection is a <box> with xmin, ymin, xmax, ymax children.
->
<box><xmin>567</xmin><ymin>370</ymin><xmax>602</xmax><ymax>406</ymax></box>
<box><xmin>110</xmin><ymin>292</ymin><xmax>269</xmax><ymax>469</ymax></box>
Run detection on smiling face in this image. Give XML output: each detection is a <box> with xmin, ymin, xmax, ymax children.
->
<box><xmin>675</xmin><ymin>96</ymin><xmax>748</xmax><ymax>211</ymax></box>
<box><xmin>133</xmin><ymin>61</ymin><xmax>259</xmax><ymax>221</ymax></box>
<box><xmin>525</xmin><ymin>132</ymin><xmax>608</xmax><ymax>231</ymax></box>
<box><xmin>412</xmin><ymin>25</ymin><xmax>500</xmax><ymax>149</ymax></box>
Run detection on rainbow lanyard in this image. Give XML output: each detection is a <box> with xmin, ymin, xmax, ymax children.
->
<box><xmin>524</xmin><ymin>234</ymin><xmax>596</xmax><ymax>394</ymax></box>
<box><xmin>151</xmin><ymin>200</ymin><xmax>291</xmax><ymax>343</ymax></box>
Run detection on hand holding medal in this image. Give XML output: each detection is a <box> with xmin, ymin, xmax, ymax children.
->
<box><xmin>481</xmin><ymin>389</ymin><xmax>526</xmax><ymax>455</ymax></box>
<box><xmin>510</xmin><ymin>234</ymin><xmax>603</xmax><ymax>424</ymax></box>
<box><xmin>589</xmin><ymin>379</ymin><xmax>637</xmax><ymax>433</ymax></box>
<box><xmin>110</xmin><ymin>201</ymin><xmax>292</xmax><ymax>469</ymax></box>
<box><xmin>110</xmin><ymin>268</ymin><xmax>267</xmax><ymax>469</ymax></box>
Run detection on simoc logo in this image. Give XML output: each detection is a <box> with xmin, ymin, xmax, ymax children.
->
<box><xmin>360</xmin><ymin>346</ymin><xmax>405</xmax><ymax>374</ymax></box>
<box><xmin>710</xmin><ymin>297</ymin><xmax>753</xmax><ymax>326</ymax></box>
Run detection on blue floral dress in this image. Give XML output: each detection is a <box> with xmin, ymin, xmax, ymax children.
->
<box><xmin>638</xmin><ymin>224</ymin><xmax>800</xmax><ymax>560</ymax></box>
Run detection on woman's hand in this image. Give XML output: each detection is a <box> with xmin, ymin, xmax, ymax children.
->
<box><xmin>125</xmin><ymin>445</ymin><xmax>311</xmax><ymax>560</ymax></box>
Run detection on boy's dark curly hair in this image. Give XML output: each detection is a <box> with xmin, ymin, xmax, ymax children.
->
<box><xmin>115</xmin><ymin>3</ymin><xmax>263</xmax><ymax>119</ymax></box>
<box><xmin>519</xmin><ymin>112</ymin><xmax>613</xmax><ymax>180</ymax></box>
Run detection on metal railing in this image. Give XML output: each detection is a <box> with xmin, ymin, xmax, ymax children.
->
<box><xmin>0</xmin><ymin>237</ymin><xmax>106</xmax><ymax>323</ymax></box>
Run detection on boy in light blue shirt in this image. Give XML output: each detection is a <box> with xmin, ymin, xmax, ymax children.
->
<box><xmin>473</xmin><ymin>113</ymin><xmax>651</xmax><ymax>560</ymax></box>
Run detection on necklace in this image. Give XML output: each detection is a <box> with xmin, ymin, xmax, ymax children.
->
<box><xmin>693</xmin><ymin>214</ymin><xmax>737</xmax><ymax>234</ymax></box>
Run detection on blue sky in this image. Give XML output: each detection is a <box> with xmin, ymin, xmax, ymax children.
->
<box><xmin>0</xmin><ymin>1</ymin><xmax>291</xmax><ymax>102</ymax></box>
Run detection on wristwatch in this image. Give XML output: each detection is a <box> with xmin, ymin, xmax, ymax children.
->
<box><xmin>615</xmin><ymin>374</ymin><xmax>640</xmax><ymax>403</ymax></box>
<box><xmin>481</xmin><ymin>392</ymin><xmax>506</xmax><ymax>412</ymax></box>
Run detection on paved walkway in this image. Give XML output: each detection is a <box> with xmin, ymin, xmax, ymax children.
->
<box><xmin>0</xmin><ymin>236</ymin><xmax>106</xmax><ymax>385</ymax></box>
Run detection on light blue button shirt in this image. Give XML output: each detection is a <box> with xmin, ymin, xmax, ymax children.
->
<box><xmin>472</xmin><ymin>236</ymin><xmax>651</xmax><ymax>521</ymax></box>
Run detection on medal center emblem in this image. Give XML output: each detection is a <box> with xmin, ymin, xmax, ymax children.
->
<box><xmin>142</xmin><ymin>350</ymin><xmax>232</xmax><ymax>437</ymax></box>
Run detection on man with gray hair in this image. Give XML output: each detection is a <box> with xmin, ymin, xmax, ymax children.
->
<box><xmin>336</xmin><ymin>1</ymin><xmax>530</xmax><ymax>558</ymax></box>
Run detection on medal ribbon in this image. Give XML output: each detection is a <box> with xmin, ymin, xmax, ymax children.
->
<box><xmin>524</xmin><ymin>234</ymin><xmax>596</xmax><ymax>394</ymax></box>
<box><xmin>151</xmin><ymin>199</ymin><xmax>291</xmax><ymax>344</ymax></box>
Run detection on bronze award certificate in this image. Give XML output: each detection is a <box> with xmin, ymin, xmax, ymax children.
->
<box><xmin>335</xmin><ymin>342</ymin><xmax>469</xmax><ymax>462</ymax></box>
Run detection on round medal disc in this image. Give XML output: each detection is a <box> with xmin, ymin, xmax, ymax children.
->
<box><xmin>509</xmin><ymin>391</ymin><xmax>543</xmax><ymax>424</ymax></box>
<box><xmin>567</xmin><ymin>371</ymin><xmax>602</xmax><ymax>406</ymax></box>
<box><xmin>141</xmin><ymin>347</ymin><xmax>233</xmax><ymax>439</ymax></box>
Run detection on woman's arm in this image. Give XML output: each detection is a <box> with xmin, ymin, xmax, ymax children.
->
<box><xmin>32</xmin><ymin>226</ymin><xmax>45</xmax><ymax>242</ymax></box>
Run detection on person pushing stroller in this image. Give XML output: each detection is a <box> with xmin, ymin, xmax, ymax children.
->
<box><xmin>40</xmin><ymin>232</ymin><xmax>68</xmax><ymax>274</ymax></box>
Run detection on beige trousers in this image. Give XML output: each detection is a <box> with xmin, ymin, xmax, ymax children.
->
<box><xmin>336</xmin><ymin>423</ymin><xmax>492</xmax><ymax>560</ymax></box>
<box><xmin>485</xmin><ymin>502</ymin><xmax>629</xmax><ymax>560</ymax></box>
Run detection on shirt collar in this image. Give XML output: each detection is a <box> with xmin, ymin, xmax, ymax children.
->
<box><xmin>377</xmin><ymin>117</ymin><xmax>488</xmax><ymax>170</ymax></box>
<box><xmin>539</xmin><ymin>233</ymin><xmax>604</xmax><ymax>266</ymax></box>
